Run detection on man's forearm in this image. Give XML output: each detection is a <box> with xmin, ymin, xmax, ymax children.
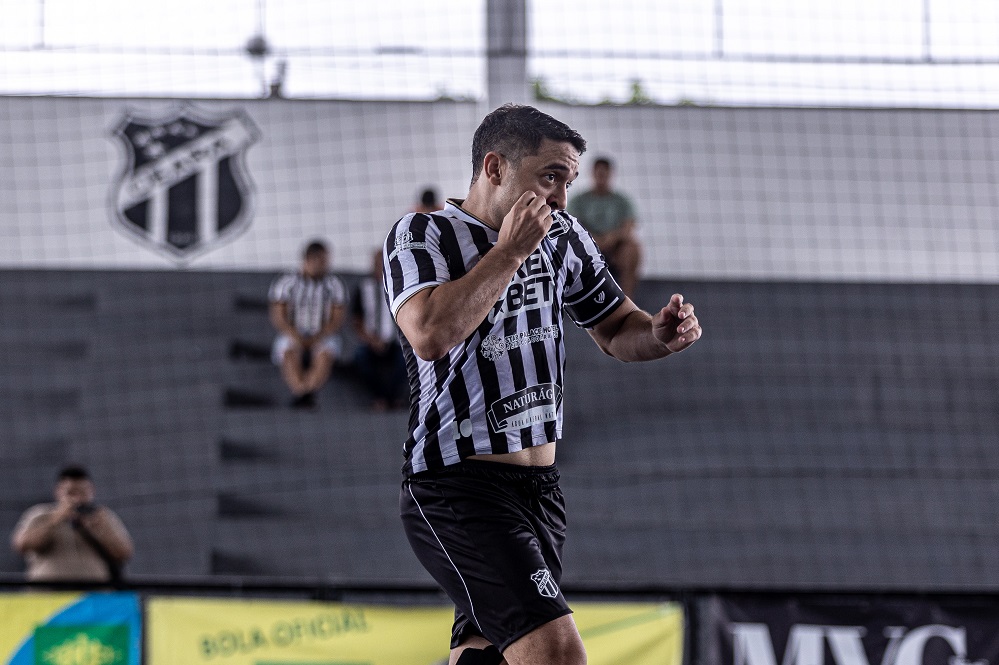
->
<box><xmin>400</xmin><ymin>246</ymin><xmax>522</xmax><ymax>360</ymax></box>
<box><xmin>316</xmin><ymin>307</ymin><xmax>345</xmax><ymax>339</ymax></box>
<box><xmin>85</xmin><ymin>517</ymin><xmax>133</xmax><ymax>561</ymax></box>
<box><xmin>602</xmin><ymin>309</ymin><xmax>672</xmax><ymax>362</ymax></box>
<box><xmin>14</xmin><ymin>516</ymin><xmax>60</xmax><ymax>552</ymax></box>
<box><xmin>269</xmin><ymin>305</ymin><xmax>300</xmax><ymax>339</ymax></box>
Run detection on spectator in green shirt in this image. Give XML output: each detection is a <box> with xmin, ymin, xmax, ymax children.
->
<box><xmin>567</xmin><ymin>157</ymin><xmax>641</xmax><ymax>298</ymax></box>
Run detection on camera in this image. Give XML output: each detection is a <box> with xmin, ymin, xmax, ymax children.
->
<box><xmin>75</xmin><ymin>502</ymin><xmax>98</xmax><ymax>516</ymax></box>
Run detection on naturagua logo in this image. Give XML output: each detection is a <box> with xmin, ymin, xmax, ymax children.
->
<box><xmin>33</xmin><ymin>625</ymin><xmax>128</xmax><ymax>665</ymax></box>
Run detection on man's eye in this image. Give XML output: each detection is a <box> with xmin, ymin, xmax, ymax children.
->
<box><xmin>544</xmin><ymin>174</ymin><xmax>556</xmax><ymax>182</ymax></box>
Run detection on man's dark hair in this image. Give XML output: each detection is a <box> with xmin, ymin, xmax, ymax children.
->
<box><xmin>593</xmin><ymin>157</ymin><xmax>613</xmax><ymax>170</ymax></box>
<box><xmin>470</xmin><ymin>104</ymin><xmax>586</xmax><ymax>183</ymax></box>
<box><xmin>420</xmin><ymin>188</ymin><xmax>438</xmax><ymax>208</ymax></box>
<box><xmin>58</xmin><ymin>465</ymin><xmax>90</xmax><ymax>481</ymax></box>
<box><xmin>303</xmin><ymin>240</ymin><xmax>328</xmax><ymax>259</ymax></box>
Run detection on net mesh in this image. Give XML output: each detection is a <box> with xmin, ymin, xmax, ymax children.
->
<box><xmin>1</xmin><ymin>1</ymin><xmax>999</xmax><ymax>591</ymax></box>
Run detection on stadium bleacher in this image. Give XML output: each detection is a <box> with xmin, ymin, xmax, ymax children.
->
<box><xmin>3</xmin><ymin>270</ymin><xmax>997</xmax><ymax>590</ymax></box>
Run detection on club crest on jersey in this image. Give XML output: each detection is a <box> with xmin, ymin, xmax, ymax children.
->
<box><xmin>531</xmin><ymin>568</ymin><xmax>559</xmax><ymax>598</ymax></box>
<box><xmin>110</xmin><ymin>105</ymin><xmax>260</xmax><ymax>262</ymax></box>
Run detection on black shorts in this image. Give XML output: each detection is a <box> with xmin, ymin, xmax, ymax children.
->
<box><xmin>400</xmin><ymin>459</ymin><xmax>571</xmax><ymax>652</ymax></box>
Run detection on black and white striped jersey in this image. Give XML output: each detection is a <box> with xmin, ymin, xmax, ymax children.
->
<box><xmin>268</xmin><ymin>272</ymin><xmax>347</xmax><ymax>336</ymax></box>
<box><xmin>384</xmin><ymin>199</ymin><xmax>626</xmax><ymax>476</ymax></box>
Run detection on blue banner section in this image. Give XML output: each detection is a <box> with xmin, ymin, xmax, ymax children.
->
<box><xmin>6</xmin><ymin>593</ymin><xmax>141</xmax><ymax>665</ymax></box>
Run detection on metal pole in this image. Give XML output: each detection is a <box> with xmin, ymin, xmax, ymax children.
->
<box><xmin>922</xmin><ymin>0</ymin><xmax>931</xmax><ymax>62</ymax></box>
<box><xmin>714</xmin><ymin>0</ymin><xmax>724</xmax><ymax>58</ymax></box>
<box><xmin>258</xmin><ymin>0</ymin><xmax>268</xmax><ymax>97</ymax></box>
<box><xmin>36</xmin><ymin>0</ymin><xmax>45</xmax><ymax>49</ymax></box>
<box><xmin>486</xmin><ymin>0</ymin><xmax>529</xmax><ymax>108</ymax></box>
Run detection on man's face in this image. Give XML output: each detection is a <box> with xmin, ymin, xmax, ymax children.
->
<box><xmin>304</xmin><ymin>251</ymin><xmax>329</xmax><ymax>278</ymax></box>
<box><xmin>55</xmin><ymin>478</ymin><xmax>95</xmax><ymax>507</ymax></box>
<box><xmin>592</xmin><ymin>162</ymin><xmax>612</xmax><ymax>191</ymax></box>
<box><xmin>493</xmin><ymin>138</ymin><xmax>580</xmax><ymax>224</ymax></box>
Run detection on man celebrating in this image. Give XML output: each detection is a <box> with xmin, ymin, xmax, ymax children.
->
<box><xmin>383</xmin><ymin>105</ymin><xmax>701</xmax><ymax>665</ymax></box>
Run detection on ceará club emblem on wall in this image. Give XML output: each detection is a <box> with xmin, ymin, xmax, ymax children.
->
<box><xmin>110</xmin><ymin>105</ymin><xmax>260</xmax><ymax>262</ymax></box>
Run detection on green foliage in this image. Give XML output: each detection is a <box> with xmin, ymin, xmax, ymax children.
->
<box><xmin>627</xmin><ymin>79</ymin><xmax>653</xmax><ymax>105</ymax></box>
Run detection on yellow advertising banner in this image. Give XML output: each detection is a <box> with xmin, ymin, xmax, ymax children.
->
<box><xmin>0</xmin><ymin>593</ymin><xmax>81</xmax><ymax>663</ymax></box>
<box><xmin>147</xmin><ymin>597</ymin><xmax>682</xmax><ymax>665</ymax></box>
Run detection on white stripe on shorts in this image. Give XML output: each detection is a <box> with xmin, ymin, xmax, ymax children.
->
<box><xmin>407</xmin><ymin>484</ymin><xmax>481</xmax><ymax>631</ymax></box>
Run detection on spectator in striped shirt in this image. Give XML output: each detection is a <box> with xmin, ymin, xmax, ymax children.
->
<box><xmin>387</xmin><ymin>104</ymin><xmax>701</xmax><ymax>665</ymax></box>
<box><xmin>269</xmin><ymin>240</ymin><xmax>347</xmax><ymax>409</ymax></box>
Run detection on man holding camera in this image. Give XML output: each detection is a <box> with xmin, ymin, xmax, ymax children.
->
<box><xmin>11</xmin><ymin>466</ymin><xmax>133</xmax><ymax>583</ymax></box>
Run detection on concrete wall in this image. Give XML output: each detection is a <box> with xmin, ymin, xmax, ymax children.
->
<box><xmin>2</xmin><ymin>97</ymin><xmax>998</xmax><ymax>281</ymax></box>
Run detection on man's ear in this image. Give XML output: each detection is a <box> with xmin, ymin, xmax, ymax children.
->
<box><xmin>482</xmin><ymin>152</ymin><xmax>504</xmax><ymax>185</ymax></box>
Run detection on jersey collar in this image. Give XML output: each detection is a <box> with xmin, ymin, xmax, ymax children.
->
<box><xmin>445</xmin><ymin>198</ymin><xmax>497</xmax><ymax>232</ymax></box>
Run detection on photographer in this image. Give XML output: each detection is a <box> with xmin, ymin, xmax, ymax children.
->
<box><xmin>11</xmin><ymin>466</ymin><xmax>133</xmax><ymax>583</ymax></box>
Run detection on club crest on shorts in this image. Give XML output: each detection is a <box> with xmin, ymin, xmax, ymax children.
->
<box><xmin>110</xmin><ymin>105</ymin><xmax>260</xmax><ymax>262</ymax></box>
<box><xmin>531</xmin><ymin>568</ymin><xmax>559</xmax><ymax>598</ymax></box>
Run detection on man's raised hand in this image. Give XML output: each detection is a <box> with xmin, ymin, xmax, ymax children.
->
<box><xmin>496</xmin><ymin>191</ymin><xmax>553</xmax><ymax>263</ymax></box>
<box><xmin>652</xmin><ymin>294</ymin><xmax>701</xmax><ymax>353</ymax></box>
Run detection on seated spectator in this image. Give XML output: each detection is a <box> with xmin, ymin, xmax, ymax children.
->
<box><xmin>11</xmin><ymin>466</ymin><xmax>133</xmax><ymax>583</ymax></box>
<box><xmin>567</xmin><ymin>157</ymin><xmax>642</xmax><ymax>298</ymax></box>
<box><xmin>269</xmin><ymin>240</ymin><xmax>347</xmax><ymax>409</ymax></box>
<box><xmin>352</xmin><ymin>250</ymin><xmax>407</xmax><ymax>411</ymax></box>
<box><xmin>413</xmin><ymin>187</ymin><xmax>441</xmax><ymax>214</ymax></box>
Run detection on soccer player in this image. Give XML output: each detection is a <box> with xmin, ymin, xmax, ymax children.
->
<box><xmin>383</xmin><ymin>105</ymin><xmax>701</xmax><ymax>665</ymax></box>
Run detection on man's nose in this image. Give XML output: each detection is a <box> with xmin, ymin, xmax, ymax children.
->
<box><xmin>549</xmin><ymin>190</ymin><xmax>567</xmax><ymax>211</ymax></box>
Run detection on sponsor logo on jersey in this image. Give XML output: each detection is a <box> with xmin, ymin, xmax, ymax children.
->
<box><xmin>110</xmin><ymin>105</ymin><xmax>259</xmax><ymax>262</ymax></box>
<box><xmin>480</xmin><ymin>325</ymin><xmax>559</xmax><ymax>361</ymax></box>
<box><xmin>388</xmin><ymin>230</ymin><xmax>428</xmax><ymax>260</ymax></box>
<box><xmin>488</xmin><ymin>252</ymin><xmax>555</xmax><ymax>324</ymax></box>
<box><xmin>487</xmin><ymin>383</ymin><xmax>561</xmax><ymax>432</ymax></box>
<box><xmin>531</xmin><ymin>568</ymin><xmax>560</xmax><ymax>598</ymax></box>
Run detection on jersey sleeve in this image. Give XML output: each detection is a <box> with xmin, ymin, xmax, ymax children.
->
<box><xmin>561</xmin><ymin>218</ymin><xmax>627</xmax><ymax>329</ymax></box>
<box><xmin>383</xmin><ymin>213</ymin><xmax>450</xmax><ymax>318</ymax></box>
<box><xmin>268</xmin><ymin>274</ymin><xmax>293</xmax><ymax>303</ymax></box>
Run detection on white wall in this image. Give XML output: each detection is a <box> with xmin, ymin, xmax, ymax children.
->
<box><xmin>2</xmin><ymin>96</ymin><xmax>997</xmax><ymax>281</ymax></box>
